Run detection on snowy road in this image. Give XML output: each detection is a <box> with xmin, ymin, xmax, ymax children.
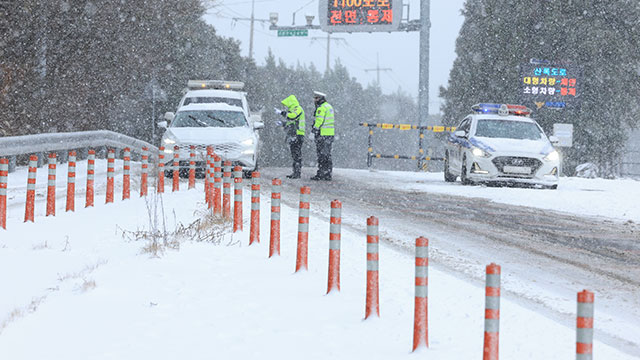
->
<box><xmin>261</xmin><ymin>167</ymin><xmax>640</xmax><ymax>356</ymax></box>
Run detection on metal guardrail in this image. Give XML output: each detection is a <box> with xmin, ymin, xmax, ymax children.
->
<box><xmin>0</xmin><ymin>130</ymin><xmax>157</xmax><ymax>157</ymax></box>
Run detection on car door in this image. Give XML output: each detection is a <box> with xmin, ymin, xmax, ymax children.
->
<box><xmin>451</xmin><ymin>118</ymin><xmax>471</xmax><ymax>172</ymax></box>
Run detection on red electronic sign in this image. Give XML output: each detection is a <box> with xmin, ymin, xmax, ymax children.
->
<box><xmin>319</xmin><ymin>0</ymin><xmax>402</xmax><ymax>32</ymax></box>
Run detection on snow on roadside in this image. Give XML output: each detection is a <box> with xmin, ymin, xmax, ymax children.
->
<box><xmin>335</xmin><ymin>169</ymin><xmax>640</xmax><ymax>222</ymax></box>
<box><xmin>0</xmin><ymin>182</ymin><xmax>635</xmax><ymax>359</ymax></box>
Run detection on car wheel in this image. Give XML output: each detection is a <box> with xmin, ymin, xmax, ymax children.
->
<box><xmin>461</xmin><ymin>156</ymin><xmax>472</xmax><ymax>185</ymax></box>
<box><xmin>444</xmin><ymin>152</ymin><xmax>456</xmax><ymax>183</ymax></box>
<box><xmin>545</xmin><ymin>184</ymin><xmax>558</xmax><ymax>190</ymax></box>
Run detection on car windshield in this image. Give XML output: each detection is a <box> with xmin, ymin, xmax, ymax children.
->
<box><xmin>474</xmin><ymin>119</ymin><xmax>543</xmax><ymax>140</ymax></box>
<box><xmin>183</xmin><ymin>97</ymin><xmax>243</xmax><ymax>108</ymax></box>
<box><xmin>171</xmin><ymin>110</ymin><xmax>247</xmax><ymax>128</ymax></box>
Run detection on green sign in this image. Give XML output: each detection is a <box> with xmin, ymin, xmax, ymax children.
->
<box><xmin>277</xmin><ymin>29</ymin><xmax>309</xmax><ymax>37</ymax></box>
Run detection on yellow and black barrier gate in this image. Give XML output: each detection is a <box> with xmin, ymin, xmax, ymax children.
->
<box><xmin>359</xmin><ymin>123</ymin><xmax>456</xmax><ymax>170</ymax></box>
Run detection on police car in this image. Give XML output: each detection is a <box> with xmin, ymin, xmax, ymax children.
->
<box><xmin>444</xmin><ymin>103</ymin><xmax>560</xmax><ymax>189</ymax></box>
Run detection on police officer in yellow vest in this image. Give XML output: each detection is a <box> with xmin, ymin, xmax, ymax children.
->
<box><xmin>311</xmin><ymin>91</ymin><xmax>335</xmax><ymax>181</ymax></box>
<box><xmin>278</xmin><ymin>95</ymin><xmax>305</xmax><ymax>179</ymax></box>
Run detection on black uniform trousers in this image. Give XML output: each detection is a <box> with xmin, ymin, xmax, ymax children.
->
<box><xmin>289</xmin><ymin>135</ymin><xmax>304</xmax><ymax>176</ymax></box>
<box><xmin>315</xmin><ymin>135</ymin><xmax>334</xmax><ymax>179</ymax></box>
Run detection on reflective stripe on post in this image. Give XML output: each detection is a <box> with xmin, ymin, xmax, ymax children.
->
<box><xmin>249</xmin><ymin>172</ymin><xmax>260</xmax><ymax>245</ymax></box>
<box><xmin>213</xmin><ymin>155</ymin><xmax>222</xmax><ymax>215</ymax></box>
<box><xmin>413</xmin><ymin>237</ymin><xmax>429</xmax><ymax>351</ymax></box>
<box><xmin>233</xmin><ymin>166</ymin><xmax>243</xmax><ymax>232</ymax></box>
<box><xmin>140</xmin><ymin>147</ymin><xmax>149</xmax><ymax>197</ymax></box>
<box><xmin>188</xmin><ymin>145</ymin><xmax>196</xmax><ymax>189</ymax></box>
<box><xmin>295</xmin><ymin>186</ymin><xmax>311</xmax><ymax>272</ymax></box>
<box><xmin>172</xmin><ymin>145</ymin><xmax>180</xmax><ymax>192</ymax></box>
<box><xmin>483</xmin><ymin>263</ymin><xmax>501</xmax><ymax>360</ymax></box>
<box><xmin>577</xmin><ymin>290</ymin><xmax>594</xmax><ymax>360</ymax></box>
<box><xmin>327</xmin><ymin>200</ymin><xmax>342</xmax><ymax>294</ymax></box>
<box><xmin>223</xmin><ymin>161</ymin><xmax>232</xmax><ymax>219</ymax></box>
<box><xmin>46</xmin><ymin>153</ymin><xmax>57</xmax><ymax>216</ymax></box>
<box><xmin>157</xmin><ymin>146</ymin><xmax>165</xmax><ymax>193</ymax></box>
<box><xmin>106</xmin><ymin>149</ymin><xmax>115</xmax><ymax>204</ymax></box>
<box><xmin>86</xmin><ymin>150</ymin><xmax>95</xmax><ymax>207</ymax></box>
<box><xmin>365</xmin><ymin>216</ymin><xmax>380</xmax><ymax>319</ymax></box>
<box><xmin>66</xmin><ymin>151</ymin><xmax>76</xmax><ymax>212</ymax></box>
<box><xmin>25</xmin><ymin>155</ymin><xmax>38</xmax><ymax>222</ymax></box>
<box><xmin>122</xmin><ymin>148</ymin><xmax>131</xmax><ymax>200</ymax></box>
<box><xmin>0</xmin><ymin>158</ymin><xmax>8</xmax><ymax>229</ymax></box>
<box><xmin>269</xmin><ymin>178</ymin><xmax>281</xmax><ymax>258</ymax></box>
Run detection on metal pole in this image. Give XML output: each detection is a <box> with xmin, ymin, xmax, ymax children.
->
<box><xmin>249</xmin><ymin>0</ymin><xmax>255</xmax><ymax>59</ymax></box>
<box><xmin>418</xmin><ymin>0</ymin><xmax>430</xmax><ymax>126</ymax></box>
<box><xmin>326</xmin><ymin>32</ymin><xmax>331</xmax><ymax>72</ymax></box>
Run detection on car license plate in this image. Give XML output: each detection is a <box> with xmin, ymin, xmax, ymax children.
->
<box><xmin>503</xmin><ymin>166</ymin><xmax>531</xmax><ymax>174</ymax></box>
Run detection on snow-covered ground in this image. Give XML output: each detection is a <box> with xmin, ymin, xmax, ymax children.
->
<box><xmin>0</xmin><ymin>164</ymin><xmax>637</xmax><ymax>359</ymax></box>
<box><xmin>336</xmin><ymin>169</ymin><xmax>640</xmax><ymax>222</ymax></box>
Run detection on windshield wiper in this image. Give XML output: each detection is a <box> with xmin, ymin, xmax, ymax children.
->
<box><xmin>188</xmin><ymin>115</ymin><xmax>209</xmax><ymax>127</ymax></box>
<box><xmin>207</xmin><ymin>114</ymin><xmax>228</xmax><ymax>126</ymax></box>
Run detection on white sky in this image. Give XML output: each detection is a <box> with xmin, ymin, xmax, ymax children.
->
<box><xmin>204</xmin><ymin>0</ymin><xmax>466</xmax><ymax>115</ymax></box>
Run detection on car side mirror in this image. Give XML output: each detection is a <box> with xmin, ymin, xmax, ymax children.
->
<box><xmin>157</xmin><ymin>121</ymin><xmax>168</xmax><ymax>129</ymax></box>
<box><xmin>253</xmin><ymin>121</ymin><xmax>264</xmax><ymax>130</ymax></box>
<box><xmin>164</xmin><ymin>112</ymin><xmax>175</xmax><ymax>122</ymax></box>
<box><xmin>454</xmin><ymin>130</ymin><xmax>467</xmax><ymax>138</ymax></box>
<box><xmin>549</xmin><ymin>135</ymin><xmax>559</xmax><ymax>144</ymax></box>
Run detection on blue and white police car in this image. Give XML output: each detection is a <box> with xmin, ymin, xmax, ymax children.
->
<box><xmin>444</xmin><ymin>103</ymin><xmax>560</xmax><ymax>189</ymax></box>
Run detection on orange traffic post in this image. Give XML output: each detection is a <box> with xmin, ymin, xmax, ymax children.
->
<box><xmin>24</xmin><ymin>155</ymin><xmax>37</xmax><ymax>222</ymax></box>
<box><xmin>213</xmin><ymin>155</ymin><xmax>222</xmax><ymax>214</ymax></box>
<box><xmin>157</xmin><ymin>147</ymin><xmax>165</xmax><ymax>193</ymax></box>
<box><xmin>188</xmin><ymin>145</ymin><xmax>196</xmax><ymax>189</ymax></box>
<box><xmin>140</xmin><ymin>147</ymin><xmax>149</xmax><ymax>197</ymax></box>
<box><xmin>106</xmin><ymin>149</ymin><xmax>115</xmax><ymax>204</ymax></box>
<box><xmin>222</xmin><ymin>161</ymin><xmax>232</xmax><ymax>219</ymax></box>
<box><xmin>269</xmin><ymin>178</ymin><xmax>282</xmax><ymax>258</ymax></box>
<box><xmin>577</xmin><ymin>290</ymin><xmax>594</xmax><ymax>360</ymax></box>
<box><xmin>66</xmin><ymin>151</ymin><xmax>76</xmax><ymax>212</ymax></box>
<box><xmin>249</xmin><ymin>171</ymin><xmax>260</xmax><ymax>245</ymax></box>
<box><xmin>172</xmin><ymin>145</ymin><xmax>180</xmax><ymax>192</ymax></box>
<box><xmin>327</xmin><ymin>200</ymin><xmax>342</xmax><ymax>294</ymax></box>
<box><xmin>46</xmin><ymin>153</ymin><xmax>57</xmax><ymax>216</ymax></box>
<box><xmin>208</xmin><ymin>155</ymin><xmax>215</xmax><ymax>209</ymax></box>
<box><xmin>413</xmin><ymin>237</ymin><xmax>429</xmax><ymax>351</ymax></box>
<box><xmin>365</xmin><ymin>216</ymin><xmax>380</xmax><ymax>319</ymax></box>
<box><xmin>205</xmin><ymin>147</ymin><xmax>212</xmax><ymax>206</ymax></box>
<box><xmin>86</xmin><ymin>150</ymin><xmax>95</xmax><ymax>207</ymax></box>
<box><xmin>0</xmin><ymin>158</ymin><xmax>7</xmax><ymax>229</ymax></box>
<box><xmin>233</xmin><ymin>166</ymin><xmax>243</xmax><ymax>232</ymax></box>
<box><xmin>122</xmin><ymin>148</ymin><xmax>131</xmax><ymax>200</ymax></box>
<box><xmin>483</xmin><ymin>263</ymin><xmax>501</xmax><ymax>360</ymax></box>
<box><xmin>295</xmin><ymin>186</ymin><xmax>311</xmax><ymax>272</ymax></box>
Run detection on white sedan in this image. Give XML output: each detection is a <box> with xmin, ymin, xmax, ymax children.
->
<box><xmin>444</xmin><ymin>104</ymin><xmax>560</xmax><ymax>189</ymax></box>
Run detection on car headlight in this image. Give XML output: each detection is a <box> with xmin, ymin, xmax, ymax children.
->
<box><xmin>241</xmin><ymin>137</ymin><xmax>254</xmax><ymax>146</ymax></box>
<box><xmin>163</xmin><ymin>138</ymin><xmax>176</xmax><ymax>145</ymax></box>
<box><xmin>471</xmin><ymin>147</ymin><xmax>491</xmax><ymax>158</ymax></box>
<box><xmin>544</xmin><ymin>150</ymin><xmax>559</xmax><ymax>162</ymax></box>
<box><xmin>242</xmin><ymin>149</ymin><xmax>255</xmax><ymax>155</ymax></box>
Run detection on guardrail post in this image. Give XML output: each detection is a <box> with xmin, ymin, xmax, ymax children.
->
<box><xmin>418</xmin><ymin>129</ymin><xmax>425</xmax><ymax>170</ymax></box>
<box><xmin>24</xmin><ymin>155</ymin><xmax>37</xmax><ymax>222</ymax></box>
<box><xmin>205</xmin><ymin>147</ymin><xmax>212</xmax><ymax>206</ymax></box>
<box><xmin>233</xmin><ymin>165</ymin><xmax>243</xmax><ymax>232</ymax></box>
<box><xmin>365</xmin><ymin>216</ymin><xmax>380</xmax><ymax>319</ymax></box>
<box><xmin>484</xmin><ymin>263</ymin><xmax>501</xmax><ymax>360</ymax></box>
<box><xmin>188</xmin><ymin>145</ymin><xmax>196</xmax><ymax>189</ymax></box>
<box><xmin>269</xmin><ymin>178</ymin><xmax>281</xmax><ymax>258</ymax></box>
<box><xmin>172</xmin><ymin>145</ymin><xmax>180</xmax><ymax>192</ymax></box>
<box><xmin>295</xmin><ymin>186</ymin><xmax>311</xmax><ymax>272</ymax></box>
<box><xmin>223</xmin><ymin>161</ymin><xmax>232</xmax><ymax>219</ymax></box>
<box><xmin>327</xmin><ymin>200</ymin><xmax>342</xmax><ymax>293</ymax></box>
<box><xmin>413</xmin><ymin>236</ymin><xmax>429</xmax><ymax>351</ymax></box>
<box><xmin>157</xmin><ymin>147</ymin><xmax>165</xmax><ymax>194</ymax></box>
<box><xmin>577</xmin><ymin>290</ymin><xmax>594</xmax><ymax>360</ymax></box>
<box><xmin>66</xmin><ymin>151</ymin><xmax>76</xmax><ymax>212</ymax></box>
<box><xmin>213</xmin><ymin>155</ymin><xmax>222</xmax><ymax>215</ymax></box>
<box><xmin>249</xmin><ymin>171</ymin><xmax>260</xmax><ymax>245</ymax></box>
<box><xmin>0</xmin><ymin>158</ymin><xmax>7</xmax><ymax>229</ymax></box>
<box><xmin>86</xmin><ymin>150</ymin><xmax>95</xmax><ymax>207</ymax></box>
<box><xmin>46</xmin><ymin>153</ymin><xmax>57</xmax><ymax>216</ymax></box>
<box><xmin>106</xmin><ymin>149</ymin><xmax>115</xmax><ymax>204</ymax></box>
<box><xmin>122</xmin><ymin>148</ymin><xmax>131</xmax><ymax>200</ymax></box>
<box><xmin>367</xmin><ymin>126</ymin><xmax>373</xmax><ymax>169</ymax></box>
<box><xmin>208</xmin><ymin>154</ymin><xmax>215</xmax><ymax>209</ymax></box>
<box><xmin>140</xmin><ymin>147</ymin><xmax>149</xmax><ymax>197</ymax></box>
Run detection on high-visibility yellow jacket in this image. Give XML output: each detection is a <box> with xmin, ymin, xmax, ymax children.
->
<box><xmin>281</xmin><ymin>95</ymin><xmax>305</xmax><ymax>136</ymax></box>
<box><xmin>314</xmin><ymin>101</ymin><xmax>334</xmax><ymax>136</ymax></box>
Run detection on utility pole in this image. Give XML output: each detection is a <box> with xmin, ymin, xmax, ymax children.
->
<box><xmin>418</xmin><ymin>0</ymin><xmax>431</xmax><ymax>125</ymax></box>
<box><xmin>364</xmin><ymin>53</ymin><xmax>392</xmax><ymax>86</ymax></box>
<box><xmin>232</xmin><ymin>1</ymin><xmax>269</xmax><ymax>60</ymax></box>
<box><xmin>311</xmin><ymin>34</ymin><xmax>345</xmax><ymax>72</ymax></box>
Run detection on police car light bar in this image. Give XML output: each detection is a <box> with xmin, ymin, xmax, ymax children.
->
<box><xmin>471</xmin><ymin>103</ymin><xmax>531</xmax><ymax>116</ymax></box>
<box><xmin>187</xmin><ymin>80</ymin><xmax>245</xmax><ymax>90</ymax></box>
